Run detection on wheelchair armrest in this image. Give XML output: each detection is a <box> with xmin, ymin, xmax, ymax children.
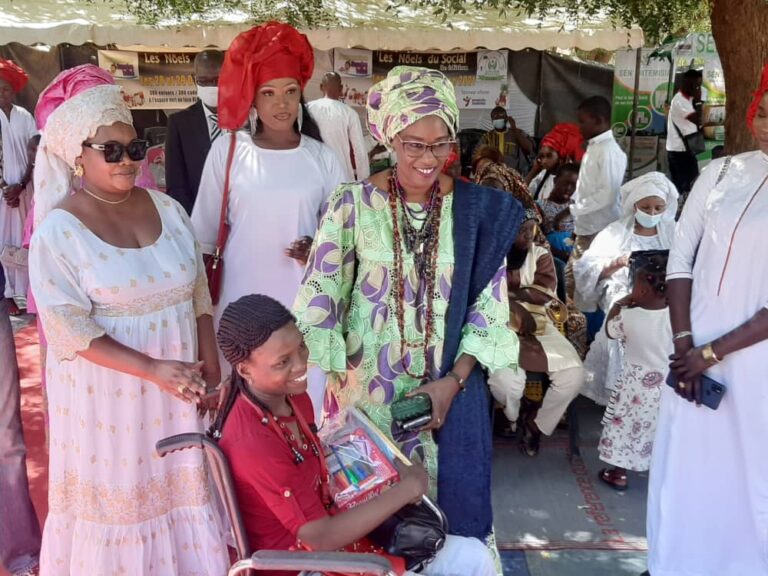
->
<box><xmin>227</xmin><ymin>550</ymin><xmax>395</xmax><ymax>575</ymax></box>
<box><xmin>155</xmin><ymin>432</ymin><xmax>206</xmax><ymax>457</ymax></box>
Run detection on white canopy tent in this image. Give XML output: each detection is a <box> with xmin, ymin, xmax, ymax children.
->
<box><xmin>0</xmin><ymin>0</ymin><xmax>643</xmax><ymax>51</ymax></box>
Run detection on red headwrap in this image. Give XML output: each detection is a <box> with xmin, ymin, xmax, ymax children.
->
<box><xmin>218</xmin><ymin>21</ymin><xmax>315</xmax><ymax>130</ymax></box>
<box><xmin>0</xmin><ymin>59</ymin><xmax>29</xmax><ymax>93</ymax></box>
<box><xmin>540</xmin><ymin>122</ymin><xmax>584</xmax><ymax>163</ymax></box>
<box><xmin>747</xmin><ymin>62</ymin><xmax>768</xmax><ymax>132</ymax></box>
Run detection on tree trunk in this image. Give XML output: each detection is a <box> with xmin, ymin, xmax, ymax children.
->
<box><xmin>711</xmin><ymin>0</ymin><xmax>768</xmax><ymax>154</ymax></box>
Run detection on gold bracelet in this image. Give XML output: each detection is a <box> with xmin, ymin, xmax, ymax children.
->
<box><xmin>701</xmin><ymin>343</ymin><xmax>722</xmax><ymax>364</ymax></box>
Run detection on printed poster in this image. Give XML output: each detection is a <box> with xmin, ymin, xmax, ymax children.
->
<box><xmin>334</xmin><ymin>49</ymin><xmax>509</xmax><ymax>110</ymax></box>
<box><xmin>98</xmin><ymin>49</ymin><xmax>198</xmax><ymax>110</ymax></box>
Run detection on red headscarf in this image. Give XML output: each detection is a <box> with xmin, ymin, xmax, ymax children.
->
<box><xmin>218</xmin><ymin>21</ymin><xmax>315</xmax><ymax>130</ymax></box>
<box><xmin>0</xmin><ymin>59</ymin><xmax>29</xmax><ymax>93</ymax></box>
<box><xmin>747</xmin><ymin>62</ymin><xmax>768</xmax><ymax>133</ymax></box>
<box><xmin>540</xmin><ymin>122</ymin><xmax>584</xmax><ymax>163</ymax></box>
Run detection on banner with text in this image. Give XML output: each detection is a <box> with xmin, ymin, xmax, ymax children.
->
<box><xmin>97</xmin><ymin>50</ymin><xmax>198</xmax><ymax>110</ymax></box>
<box><xmin>335</xmin><ymin>49</ymin><xmax>509</xmax><ymax>110</ymax></box>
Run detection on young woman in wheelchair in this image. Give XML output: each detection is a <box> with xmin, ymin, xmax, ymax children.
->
<box><xmin>213</xmin><ymin>294</ymin><xmax>495</xmax><ymax>576</ymax></box>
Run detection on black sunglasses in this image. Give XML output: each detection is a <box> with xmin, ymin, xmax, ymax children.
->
<box><xmin>82</xmin><ymin>139</ymin><xmax>149</xmax><ymax>163</ymax></box>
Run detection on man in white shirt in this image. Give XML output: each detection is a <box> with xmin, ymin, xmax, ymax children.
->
<box><xmin>566</xmin><ymin>95</ymin><xmax>627</xmax><ymax>302</ymax></box>
<box><xmin>166</xmin><ymin>49</ymin><xmax>224</xmax><ymax>214</ymax></box>
<box><xmin>0</xmin><ymin>60</ymin><xmax>37</xmax><ymax>315</ymax></box>
<box><xmin>307</xmin><ymin>72</ymin><xmax>369</xmax><ymax>181</ymax></box>
<box><xmin>666</xmin><ymin>69</ymin><xmax>702</xmax><ymax>198</ymax></box>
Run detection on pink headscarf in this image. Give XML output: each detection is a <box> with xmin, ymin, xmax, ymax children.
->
<box><xmin>33</xmin><ymin>64</ymin><xmax>132</xmax><ymax>226</ymax></box>
<box><xmin>35</xmin><ymin>64</ymin><xmax>114</xmax><ymax>130</ymax></box>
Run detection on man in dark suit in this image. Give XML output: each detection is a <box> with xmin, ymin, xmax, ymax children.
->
<box><xmin>166</xmin><ymin>49</ymin><xmax>224</xmax><ymax>214</ymax></box>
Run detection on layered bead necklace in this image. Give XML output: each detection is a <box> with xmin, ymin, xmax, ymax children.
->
<box><xmin>387</xmin><ymin>167</ymin><xmax>443</xmax><ymax>380</ymax></box>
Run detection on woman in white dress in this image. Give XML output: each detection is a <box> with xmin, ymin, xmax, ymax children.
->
<box><xmin>29</xmin><ymin>65</ymin><xmax>228</xmax><ymax>575</ymax></box>
<box><xmin>192</xmin><ymin>22</ymin><xmax>346</xmax><ymax>323</ymax></box>
<box><xmin>647</xmin><ymin>66</ymin><xmax>768</xmax><ymax>576</ymax></box>
<box><xmin>573</xmin><ymin>172</ymin><xmax>677</xmax><ymax>405</ymax></box>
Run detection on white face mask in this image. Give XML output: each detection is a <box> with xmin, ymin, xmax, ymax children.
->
<box><xmin>197</xmin><ymin>85</ymin><xmax>219</xmax><ymax>109</ymax></box>
<box><xmin>635</xmin><ymin>209</ymin><xmax>663</xmax><ymax>229</ymax></box>
<box><xmin>492</xmin><ymin>118</ymin><xmax>507</xmax><ymax>130</ymax></box>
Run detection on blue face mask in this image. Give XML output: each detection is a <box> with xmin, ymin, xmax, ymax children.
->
<box><xmin>635</xmin><ymin>209</ymin><xmax>663</xmax><ymax>229</ymax></box>
<box><xmin>492</xmin><ymin>118</ymin><xmax>507</xmax><ymax>130</ymax></box>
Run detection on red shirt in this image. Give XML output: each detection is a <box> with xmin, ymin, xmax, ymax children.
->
<box><xmin>219</xmin><ymin>393</ymin><xmax>328</xmax><ymax>575</ymax></box>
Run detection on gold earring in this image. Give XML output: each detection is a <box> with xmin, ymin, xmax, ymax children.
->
<box><xmin>73</xmin><ymin>164</ymin><xmax>84</xmax><ymax>177</ymax></box>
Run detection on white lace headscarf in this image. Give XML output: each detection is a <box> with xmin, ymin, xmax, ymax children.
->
<box><xmin>34</xmin><ymin>84</ymin><xmax>133</xmax><ymax>227</ymax></box>
<box><xmin>620</xmin><ymin>171</ymin><xmax>679</xmax><ymax>221</ymax></box>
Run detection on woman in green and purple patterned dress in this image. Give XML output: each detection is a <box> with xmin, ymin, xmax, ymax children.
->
<box><xmin>293</xmin><ymin>66</ymin><xmax>524</xmax><ymax>548</ymax></box>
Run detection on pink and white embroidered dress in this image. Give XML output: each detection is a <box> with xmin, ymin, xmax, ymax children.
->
<box><xmin>29</xmin><ymin>191</ymin><xmax>229</xmax><ymax>575</ymax></box>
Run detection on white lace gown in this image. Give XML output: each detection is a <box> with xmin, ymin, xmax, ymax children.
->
<box><xmin>29</xmin><ymin>191</ymin><xmax>229</xmax><ymax>575</ymax></box>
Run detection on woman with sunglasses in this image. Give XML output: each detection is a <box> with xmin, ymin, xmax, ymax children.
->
<box><xmin>27</xmin><ymin>65</ymin><xmax>229</xmax><ymax>575</ymax></box>
<box><xmin>294</xmin><ymin>66</ymin><xmax>524</xmax><ymax>568</ymax></box>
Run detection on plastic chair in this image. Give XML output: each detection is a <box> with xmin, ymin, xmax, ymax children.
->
<box><xmin>156</xmin><ymin>433</ymin><xmax>396</xmax><ymax>576</ymax></box>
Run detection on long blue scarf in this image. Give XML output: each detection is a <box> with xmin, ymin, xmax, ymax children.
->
<box><xmin>436</xmin><ymin>179</ymin><xmax>524</xmax><ymax>540</ymax></box>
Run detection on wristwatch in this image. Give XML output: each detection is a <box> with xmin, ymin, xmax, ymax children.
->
<box><xmin>446</xmin><ymin>370</ymin><xmax>466</xmax><ymax>392</ymax></box>
<box><xmin>701</xmin><ymin>343</ymin><xmax>722</xmax><ymax>364</ymax></box>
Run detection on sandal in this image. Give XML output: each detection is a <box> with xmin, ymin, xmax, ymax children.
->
<box><xmin>598</xmin><ymin>467</ymin><xmax>628</xmax><ymax>491</ymax></box>
<box><xmin>520</xmin><ymin>418</ymin><xmax>541</xmax><ymax>457</ymax></box>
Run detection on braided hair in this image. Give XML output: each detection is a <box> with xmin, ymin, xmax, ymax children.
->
<box><xmin>629</xmin><ymin>249</ymin><xmax>669</xmax><ymax>297</ymax></box>
<box><xmin>210</xmin><ymin>294</ymin><xmax>295</xmax><ymax>438</ymax></box>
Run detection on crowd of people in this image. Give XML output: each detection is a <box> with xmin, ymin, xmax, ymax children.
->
<box><xmin>0</xmin><ymin>20</ymin><xmax>767</xmax><ymax>576</ymax></box>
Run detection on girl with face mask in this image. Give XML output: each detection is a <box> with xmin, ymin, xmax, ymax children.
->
<box><xmin>573</xmin><ymin>172</ymin><xmax>678</xmax><ymax>405</ymax></box>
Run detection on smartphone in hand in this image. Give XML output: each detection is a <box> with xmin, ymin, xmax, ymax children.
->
<box><xmin>666</xmin><ymin>372</ymin><xmax>726</xmax><ymax>410</ymax></box>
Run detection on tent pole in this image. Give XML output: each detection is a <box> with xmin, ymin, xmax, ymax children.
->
<box><xmin>627</xmin><ymin>47</ymin><xmax>642</xmax><ymax>180</ymax></box>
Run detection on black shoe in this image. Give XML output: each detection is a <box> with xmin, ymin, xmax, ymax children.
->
<box><xmin>520</xmin><ymin>419</ymin><xmax>541</xmax><ymax>457</ymax></box>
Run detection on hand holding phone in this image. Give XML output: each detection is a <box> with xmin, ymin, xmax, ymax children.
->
<box><xmin>391</xmin><ymin>393</ymin><xmax>433</xmax><ymax>436</ymax></box>
<box><xmin>666</xmin><ymin>372</ymin><xmax>726</xmax><ymax>410</ymax></box>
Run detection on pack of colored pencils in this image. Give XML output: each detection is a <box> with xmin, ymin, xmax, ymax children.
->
<box><xmin>320</xmin><ymin>409</ymin><xmax>401</xmax><ymax>509</ymax></box>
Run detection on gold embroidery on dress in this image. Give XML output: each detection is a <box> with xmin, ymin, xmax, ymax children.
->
<box><xmin>48</xmin><ymin>466</ymin><xmax>211</xmax><ymax>524</ymax></box>
<box><xmin>44</xmin><ymin>304</ymin><xmax>106</xmax><ymax>361</ymax></box>
<box><xmin>193</xmin><ymin>267</ymin><xmax>213</xmax><ymax>318</ymax></box>
<box><xmin>92</xmin><ymin>282</ymin><xmax>194</xmax><ymax>317</ymax></box>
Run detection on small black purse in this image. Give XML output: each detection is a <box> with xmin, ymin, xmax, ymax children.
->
<box><xmin>368</xmin><ymin>496</ymin><xmax>448</xmax><ymax>571</ymax></box>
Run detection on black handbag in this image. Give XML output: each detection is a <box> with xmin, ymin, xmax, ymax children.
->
<box><xmin>368</xmin><ymin>496</ymin><xmax>448</xmax><ymax>571</ymax></box>
<box><xmin>674</xmin><ymin>123</ymin><xmax>706</xmax><ymax>156</ymax></box>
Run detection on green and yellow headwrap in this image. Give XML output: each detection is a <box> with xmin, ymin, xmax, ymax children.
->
<box><xmin>366</xmin><ymin>66</ymin><xmax>459</xmax><ymax>148</ymax></box>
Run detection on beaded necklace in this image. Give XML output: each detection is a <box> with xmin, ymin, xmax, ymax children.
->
<box><xmin>387</xmin><ymin>167</ymin><xmax>443</xmax><ymax>380</ymax></box>
<box><xmin>242</xmin><ymin>393</ymin><xmax>320</xmax><ymax>465</ymax></box>
<box><xmin>241</xmin><ymin>392</ymin><xmax>333</xmax><ymax>508</ymax></box>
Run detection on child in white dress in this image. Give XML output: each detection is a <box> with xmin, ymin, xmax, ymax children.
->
<box><xmin>597</xmin><ymin>250</ymin><xmax>671</xmax><ymax>490</ymax></box>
